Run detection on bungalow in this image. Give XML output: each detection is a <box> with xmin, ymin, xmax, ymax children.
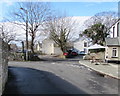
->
<box><xmin>105</xmin><ymin>19</ymin><xmax>120</xmax><ymax>63</ymax></box>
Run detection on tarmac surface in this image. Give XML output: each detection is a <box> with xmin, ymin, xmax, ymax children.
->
<box><xmin>2</xmin><ymin>55</ymin><xmax>119</xmax><ymax>95</ymax></box>
<box><xmin>3</xmin><ymin>67</ymin><xmax>72</xmax><ymax>95</ymax></box>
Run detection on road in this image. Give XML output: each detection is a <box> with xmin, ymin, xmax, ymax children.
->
<box><xmin>3</xmin><ymin>56</ymin><xmax>119</xmax><ymax>95</ymax></box>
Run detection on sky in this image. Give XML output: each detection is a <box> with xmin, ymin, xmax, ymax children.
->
<box><xmin>51</xmin><ymin>2</ymin><xmax>118</xmax><ymax>16</ymax></box>
<box><xmin>0</xmin><ymin>1</ymin><xmax>119</xmax><ymax>21</ymax></box>
<box><xmin>0</xmin><ymin>0</ymin><xmax>119</xmax><ymax>46</ymax></box>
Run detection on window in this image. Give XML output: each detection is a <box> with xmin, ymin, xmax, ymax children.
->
<box><xmin>113</xmin><ymin>26</ymin><xmax>115</xmax><ymax>38</ymax></box>
<box><xmin>84</xmin><ymin>42</ymin><xmax>87</xmax><ymax>47</ymax></box>
<box><xmin>84</xmin><ymin>48</ymin><xmax>87</xmax><ymax>53</ymax></box>
<box><xmin>117</xmin><ymin>22</ymin><xmax>119</xmax><ymax>37</ymax></box>
<box><xmin>112</xmin><ymin>48</ymin><xmax>117</xmax><ymax>57</ymax></box>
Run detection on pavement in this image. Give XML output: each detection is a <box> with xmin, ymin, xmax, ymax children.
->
<box><xmin>79</xmin><ymin>59</ymin><xmax>120</xmax><ymax>80</ymax></box>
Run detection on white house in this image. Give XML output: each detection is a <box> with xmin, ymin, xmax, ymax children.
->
<box><xmin>35</xmin><ymin>42</ymin><xmax>42</xmax><ymax>52</ymax></box>
<box><xmin>73</xmin><ymin>37</ymin><xmax>91</xmax><ymax>54</ymax></box>
<box><xmin>42</xmin><ymin>38</ymin><xmax>74</xmax><ymax>55</ymax></box>
<box><xmin>105</xmin><ymin>19</ymin><xmax>120</xmax><ymax>63</ymax></box>
<box><xmin>109</xmin><ymin>19</ymin><xmax>120</xmax><ymax>38</ymax></box>
<box><xmin>42</xmin><ymin>38</ymin><xmax>63</xmax><ymax>55</ymax></box>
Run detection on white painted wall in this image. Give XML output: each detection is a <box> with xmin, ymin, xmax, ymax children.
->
<box><xmin>109</xmin><ymin>20</ymin><xmax>120</xmax><ymax>38</ymax></box>
<box><xmin>42</xmin><ymin>38</ymin><xmax>62</xmax><ymax>55</ymax></box>
<box><xmin>54</xmin><ymin>46</ymin><xmax>63</xmax><ymax>55</ymax></box>
<box><xmin>105</xmin><ymin>46</ymin><xmax>119</xmax><ymax>61</ymax></box>
<box><xmin>42</xmin><ymin>39</ymin><xmax>54</xmax><ymax>55</ymax></box>
<box><xmin>36</xmin><ymin>44</ymin><xmax>42</xmax><ymax>52</ymax></box>
<box><xmin>105</xmin><ymin>20</ymin><xmax>120</xmax><ymax>61</ymax></box>
<box><xmin>74</xmin><ymin>39</ymin><xmax>89</xmax><ymax>54</ymax></box>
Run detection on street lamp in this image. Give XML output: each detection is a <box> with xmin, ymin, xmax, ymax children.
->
<box><xmin>20</xmin><ymin>7</ymin><xmax>29</xmax><ymax>60</ymax></box>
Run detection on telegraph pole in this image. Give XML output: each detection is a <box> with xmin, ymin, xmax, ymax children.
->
<box><xmin>20</xmin><ymin>7</ymin><xmax>29</xmax><ymax>60</ymax></box>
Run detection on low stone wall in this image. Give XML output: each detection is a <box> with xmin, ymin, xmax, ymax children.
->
<box><xmin>83</xmin><ymin>52</ymin><xmax>105</xmax><ymax>60</ymax></box>
<box><xmin>9</xmin><ymin>52</ymin><xmax>24</xmax><ymax>61</ymax></box>
<box><xmin>0</xmin><ymin>38</ymin><xmax>8</xmax><ymax>95</ymax></box>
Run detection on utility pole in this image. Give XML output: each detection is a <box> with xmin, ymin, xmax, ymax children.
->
<box><xmin>20</xmin><ymin>7</ymin><xmax>29</xmax><ymax>60</ymax></box>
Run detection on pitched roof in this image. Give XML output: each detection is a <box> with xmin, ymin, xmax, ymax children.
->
<box><xmin>108</xmin><ymin>19</ymin><xmax>120</xmax><ymax>30</ymax></box>
<box><xmin>73</xmin><ymin>36</ymin><xmax>91</xmax><ymax>42</ymax></box>
<box><xmin>87</xmin><ymin>44</ymin><xmax>106</xmax><ymax>49</ymax></box>
<box><xmin>106</xmin><ymin>37</ymin><xmax>120</xmax><ymax>46</ymax></box>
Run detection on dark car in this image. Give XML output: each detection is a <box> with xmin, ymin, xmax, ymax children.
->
<box><xmin>79</xmin><ymin>51</ymin><xmax>86</xmax><ymax>55</ymax></box>
<box><xmin>63</xmin><ymin>49</ymin><xmax>78</xmax><ymax>58</ymax></box>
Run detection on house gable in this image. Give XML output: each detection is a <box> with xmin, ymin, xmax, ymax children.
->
<box><xmin>109</xmin><ymin>19</ymin><xmax>120</xmax><ymax>38</ymax></box>
<box><xmin>105</xmin><ymin>19</ymin><xmax>120</xmax><ymax>62</ymax></box>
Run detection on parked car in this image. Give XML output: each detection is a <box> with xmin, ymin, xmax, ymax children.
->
<box><xmin>79</xmin><ymin>51</ymin><xmax>86</xmax><ymax>55</ymax></box>
<box><xmin>63</xmin><ymin>49</ymin><xmax>78</xmax><ymax>58</ymax></box>
<box><xmin>16</xmin><ymin>50</ymin><xmax>23</xmax><ymax>53</ymax></box>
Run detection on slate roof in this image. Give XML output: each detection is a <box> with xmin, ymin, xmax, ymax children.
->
<box><xmin>105</xmin><ymin>37</ymin><xmax>120</xmax><ymax>46</ymax></box>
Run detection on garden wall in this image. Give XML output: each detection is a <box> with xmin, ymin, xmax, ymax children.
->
<box><xmin>0</xmin><ymin>38</ymin><xmax>8</xmax><ymax>95</ymax></box>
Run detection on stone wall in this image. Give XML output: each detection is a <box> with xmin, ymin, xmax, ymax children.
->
<box><xmin>83</xmin><ymin>52</ymin><xmax>105</xmax><ymax>60</ymax></box>
<box><xmin>0</xmin><ymin>38</ymin><xmax>8</xmax><ymax>95</ymax></box>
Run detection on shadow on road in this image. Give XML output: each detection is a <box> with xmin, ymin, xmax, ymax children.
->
<box><xmin>3</xmin><ymin>66</ymin><xmax>89</xmax><ymax>95</ymax></box>
<box><xmin>39</xmin><ymin>55</ymin><xmax>84</xmax><ymax>62</ymax></box>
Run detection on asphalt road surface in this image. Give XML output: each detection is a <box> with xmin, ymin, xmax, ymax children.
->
<box><xmin>3</xmin><ymin>56</ymin><xmax>119</xmax><ymax>95</ymax></box>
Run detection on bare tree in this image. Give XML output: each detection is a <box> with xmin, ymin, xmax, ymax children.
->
<box><xmin>83</xmin><ymin>11</ymin><xmax>118</xmax><ymax>29</ymax></box>
<box><xmin>9</xmin><ymin>2</ymin><xmax>52</xmax><ymax>53</ymax></box>
<box><xmin>80</xmin><ymin>11</ymin><xmax>118</xmax><ymax>44</ymax></box>
<box><xmin>0</xmin><ymin>23</ymin><xmax>16</xmax><ymax>44</ymax></box>
<box><xmin>45</xmin><ymin>16</ymin><xmax>76</xmax><ymax>53</ymax></box>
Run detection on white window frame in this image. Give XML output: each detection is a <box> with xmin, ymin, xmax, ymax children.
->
<box><xmin>112</xmin><ymin>48</ymin><xmax>118</xmax><ymax>57</ymax></box>
<box><xmin>113</xmin><ymin>26</ymin><xmax>115</xmax><ymax>38</ymax></box>
<box><xmin>117</xmin><ymin>22</ymin><xmax>119</xmax><ymax>37</ymax></box>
